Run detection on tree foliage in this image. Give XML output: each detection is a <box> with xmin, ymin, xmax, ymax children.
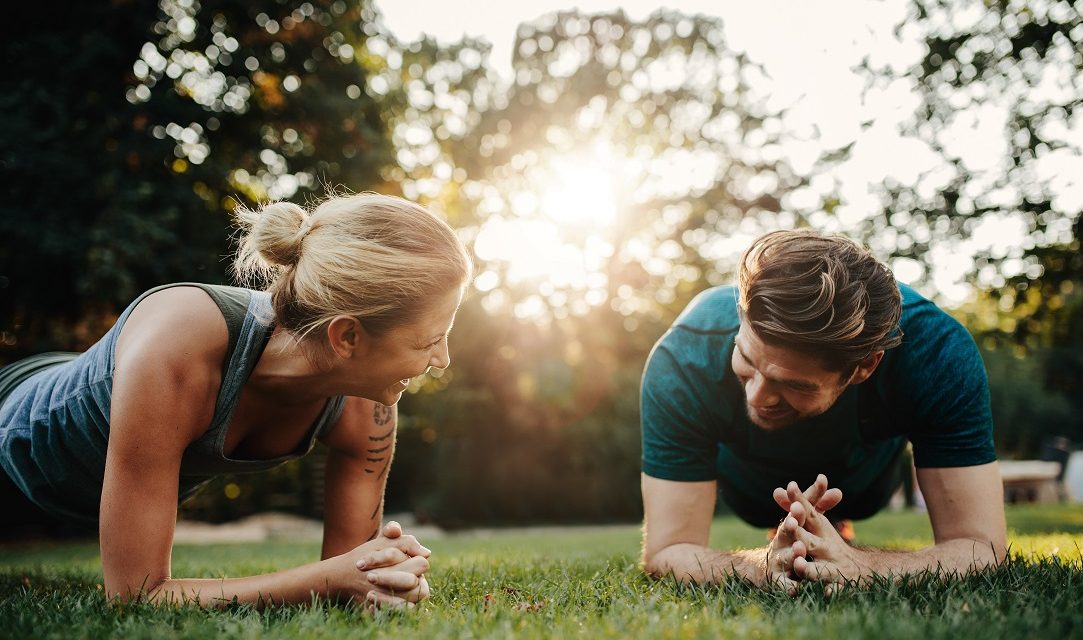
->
<box><xmin>385</xmin><ymin>9</ymin><xmax>809</xmax><ymax>524</ymax></box>
<box><xmin>0</xmin><ymin>0</ymin><xmax>397</xmax><ymax>354</ymax></box>
<box><xmin>859</xmin><ymin>0</ymin><xmax>1081</xmax><ymax>293</ymax></box>
<box><xmin>868</xmin><ymin>0</ymin><xmax>1083</xmax><ymax>452</ymax></box>
<box><xmin>2</xmin><ymin>1</ymin><xmax>1081</xmax><ymax>523</ymax></box>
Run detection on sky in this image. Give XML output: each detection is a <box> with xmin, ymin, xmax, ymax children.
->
<box><xmin>374</xmin><ymin>0</ymin><xmax>1081</xmax><ymax>306</ymax></box>
<box><xmin>377</xmin><ymin>0</ymin><xmax>914</xmax><ymax>148</ymax></box>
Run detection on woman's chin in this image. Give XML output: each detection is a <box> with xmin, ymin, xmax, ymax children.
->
<box><xmin>380</xmin><ymin>381</ymin><xmax>409</xmax><ymax>405</ymax></box>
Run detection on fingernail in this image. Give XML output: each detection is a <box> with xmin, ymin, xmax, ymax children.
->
<box><xmin>421</xmin><ymin>546</ymin><xmax>432</xmax><ymax>555</ymax></box>
<box><xmin>368</xmin><ymin>572</ymin><xmax>378</xmax><ymax>583</ymax></box>
<box><xmin>356</xmin><ymin>559</ymin><xmax>367</xmax><ymax>569</ymax></box>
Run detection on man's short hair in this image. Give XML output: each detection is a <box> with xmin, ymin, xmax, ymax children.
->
<box><xmin>737</xmin><ymin>229</ymin><xmax>903</xmax><ymax>372</ymax></box>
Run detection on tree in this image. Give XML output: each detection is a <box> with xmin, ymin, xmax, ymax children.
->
<box><xmin>0</xmin><ymin>0</ymin><xmax>398</xmax><ymax>358</ymax></box>
<box><xmin>856</xmin><ymin>0</ymin><xmax>1081</xmax><ymax>297</ymax></box>
<box><xmin>0</xmin><ymin>0</ymin><xmax>206</xmax><ymax>354</ymax></box>
<box><xmin>389</xmin><ymin>9</ymin><xmax>812</xmax><ymax>524</ymax></box>
<box><xmin>863</xmin><ymin>0</ymin><xmax>1083</xmax><ymax>453</ymax></box>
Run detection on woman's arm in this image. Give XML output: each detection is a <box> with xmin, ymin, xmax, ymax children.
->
<box><xmin>318</xmin><ymin>397</ymin><xmax>434</xmax><ymax>608</ymax></box>
<box><xmin>102</xmin><ymin>288</ymin><xmax>423</xmax><ymax>607</ymax></box>
<box><xmin>102</xmin><ymin>287</ymin><xmax>223</xmax><ymax>601</ymax></box>
<box><xmin>319</xmin><ymin>397</ymin><xmax>397</xmax><ymax>558</ymax></box>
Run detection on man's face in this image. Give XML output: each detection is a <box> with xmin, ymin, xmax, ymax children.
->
<box><xmin>730</xmin><ymin>321</ymin><xmax>854</xmax><ymax>431</ymax></box>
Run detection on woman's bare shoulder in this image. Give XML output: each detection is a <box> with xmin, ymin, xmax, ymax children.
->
<box><xmin>115</xmin><ymin>285</ymin><xmax>230</xmax><ymax>371</ymax></box>
<box><xmin>108</xmin><ymin>286</ymin><xmax>232</xmax><ymax>449</ymax></box>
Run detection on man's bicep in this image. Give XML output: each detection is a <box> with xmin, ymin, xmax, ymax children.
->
<box><xmin>640</xmin><ymin>346</ymin><xmax>721</xmax><ymax>481</ymax></box>
<box><xmin>916</xmin><ymin>462</ymin><xmax>1006</xmax><ymax>554</ymax></box>
<box><xmin>641</xmin><ymin>473</ymin><xmax>717</xmax><ymax>561</ymax></box>
<box><xmin>899</xmin><ymin>312</ymin><xmax>996</xmax><ymax>468</ymax></box>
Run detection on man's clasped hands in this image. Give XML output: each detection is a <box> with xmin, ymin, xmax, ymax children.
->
<box><xmin>344</xmin><ymin>474</ymin><xmax>862</xmax><ymax>611</ymax></box>
<box><xmin>766</xmin><ymin>473</ymin><xmax>869</xmax><ymax>596</ymax></box>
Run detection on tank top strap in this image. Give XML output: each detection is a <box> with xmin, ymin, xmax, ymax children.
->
<box><xmin>187</xmin><ymin>284</ymin><xmax>251</xmax><ymax>363</ymax></box>
<box><xmin>204</xmin><ymin>290</ymin><xmax>275</xmax><ymax>447</ymax></box>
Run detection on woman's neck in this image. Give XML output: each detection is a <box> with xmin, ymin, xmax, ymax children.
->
<box><xmin>246</xmin><ymin>328</ymin><xmax>340</xmax><ymax>403</ymax></box>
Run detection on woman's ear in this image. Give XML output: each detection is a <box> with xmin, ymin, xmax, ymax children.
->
<box><xmin>325</xmin><ymin>316</ymin><xmax>367</xmax><ymax>359</ymax></box>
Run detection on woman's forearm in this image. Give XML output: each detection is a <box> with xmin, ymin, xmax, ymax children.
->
<box><xmin>135</xmin><ymin>557</ymin><xmax>344</xmax><ymax>607</ymax></box>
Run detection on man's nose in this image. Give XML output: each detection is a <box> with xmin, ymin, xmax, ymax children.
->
<box><xmin>745</xmin><ymin>374</ymin><xmax>779</xmax><ymax>407</ymax></box>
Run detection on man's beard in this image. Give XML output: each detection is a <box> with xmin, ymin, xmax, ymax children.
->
<box><xmin>745</xmin><ymin>402</ymin><xmax>816</xmax><ymax>431</ymax></box>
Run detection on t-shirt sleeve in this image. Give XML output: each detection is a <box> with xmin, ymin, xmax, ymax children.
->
<box><xmin>640</xmin><ymin>338</ymin><xmax>721</xmax><ymax>482</ymax></box>
<box><xmin>892</xmin><ymin>306</ymin><xmax>996</xmax><ymax>468</ymax></box>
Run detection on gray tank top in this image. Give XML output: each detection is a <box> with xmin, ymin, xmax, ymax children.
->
<box><xmin>0</xmin><ymin>283</ymin><xmax>346</xmax><ymax>527</ymax></box>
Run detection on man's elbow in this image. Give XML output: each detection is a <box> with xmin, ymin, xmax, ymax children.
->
<box><xmin>641</xmin><ymin>549</ymin><xmax>659</xmax><ymax>577</ymax></box>
<box><xmin>958</xmin><ymin>535</ymin><xmax>1007</xmax><ymax>569</ymax></box>
<box><xmin>641</xmin><ymin>546</ymin><xmax>671</xmax><ymax>579</ymax></box>
<box><xmin>642</xmin><ymin>546</ymin><xmax>697</xmax><ymax>584</ymax></box>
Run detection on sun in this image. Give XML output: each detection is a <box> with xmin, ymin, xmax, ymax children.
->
<box><xmin>540</xmin><ymin>159</ymin><xmax>619</xmax><ymax>228</ymax></box>
<box><xmin>472</xmin><ymin>152</ymin><xmax>624</xmax><ymax>319</ymax></box>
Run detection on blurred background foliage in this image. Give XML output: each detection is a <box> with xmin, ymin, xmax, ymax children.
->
<box><xmin>1</xmin><ymin>0</ymin><xmax>1080</xmax><ymax>526</ymax></box>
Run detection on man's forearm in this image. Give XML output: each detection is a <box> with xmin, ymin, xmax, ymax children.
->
<box><xmin>645</xmin><ymin>543</ymin><xmax>768</xmax><ymax>586</ymax></box>
<box><xmin>845</xmin><ymin>537</ymin><xmax>1003</xmax><ymax>580</ymax></box>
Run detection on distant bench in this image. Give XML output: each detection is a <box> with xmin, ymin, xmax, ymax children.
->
<box><xmin>1000</xmin><ymin>460</ymin><xmax>1063</xmax><ymax>503</ymax></box>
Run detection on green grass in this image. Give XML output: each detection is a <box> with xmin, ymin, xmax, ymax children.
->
<box><xmin>1</xmin><ymin>504</ymin><xmax>1081</xmax><ymax>639</ymax></box>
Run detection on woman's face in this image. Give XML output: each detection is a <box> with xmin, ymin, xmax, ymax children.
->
<box><xmin>355</xmin><ymin>286</ymin><xmax>464</xmax><ymax>406</ymax></box>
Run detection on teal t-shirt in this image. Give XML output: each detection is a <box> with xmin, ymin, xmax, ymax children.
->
<box><xmin>640</xmin><ymin>283</ymin><xmax>995</xmax><ymax>503</ymax></box>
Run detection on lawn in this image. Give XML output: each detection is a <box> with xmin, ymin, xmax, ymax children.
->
<box><xmin>1</xmin><ymin>504</ymin><xmax>1081</xmax><ymax>639</ymax></box>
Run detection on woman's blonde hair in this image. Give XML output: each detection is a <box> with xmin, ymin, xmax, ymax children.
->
<box><xmin>233</xmin><ymin>193</ymin><xmax>472</xmax><ymax>338</ymax></box>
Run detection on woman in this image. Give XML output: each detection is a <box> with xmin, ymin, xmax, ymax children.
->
<box><xmin>0</xmin><ymin>193</ymin><xmax>472</xmax><ymax>608</ymax></box>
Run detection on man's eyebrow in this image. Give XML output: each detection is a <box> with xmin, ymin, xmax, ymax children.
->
<box><xmin>734</xmin><ymin>335</ymin><xmax>821</xmax><ymax>391</ymax></box>
<box><xmin>784</xmin><ymin>378</ymin><xmax>820</xmax><ymax>392</ymax></box>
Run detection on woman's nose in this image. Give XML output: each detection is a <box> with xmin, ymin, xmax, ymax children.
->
<box><xmin>430</xmin><ymin>340</ymin><xmax>451</xmax><ymax>370</ymax></box>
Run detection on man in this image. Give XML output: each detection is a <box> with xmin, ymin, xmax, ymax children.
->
<box><xmin>640</xmin><ymin>229</ymin><xmax>1006</xmax><ymax>591</ymax></box>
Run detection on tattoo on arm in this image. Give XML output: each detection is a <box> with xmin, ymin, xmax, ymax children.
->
<box><xmin>364</xmin><ymin>403</ymin><xmax>395</xmax><ymax>486</ymax></box>
<box><xmin>373</xmin><ymin>403</ymin><xmax>394</xmax><ymax>426</ymax></box>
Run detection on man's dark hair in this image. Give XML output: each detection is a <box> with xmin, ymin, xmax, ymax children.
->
<box><xmin>737</xmin><ymin>229</ymin><xmax>903</xmax><ymax>372</ymax></box>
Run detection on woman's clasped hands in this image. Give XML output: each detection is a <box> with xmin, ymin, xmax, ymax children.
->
<box><xmin>333</xmin><ymin>521</ymin><xmax>432</xmax><ymax>612</ymax></box>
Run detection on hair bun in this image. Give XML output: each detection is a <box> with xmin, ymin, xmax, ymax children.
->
<box><xmin>233</xmin><ymin>192</ymin><xmax>472</xmax><ymax>338</ymax></box>
<box><xmin>233</xmin><ymin>200</ymin><xmax>311</xmax><ymax>283</ymax></box>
